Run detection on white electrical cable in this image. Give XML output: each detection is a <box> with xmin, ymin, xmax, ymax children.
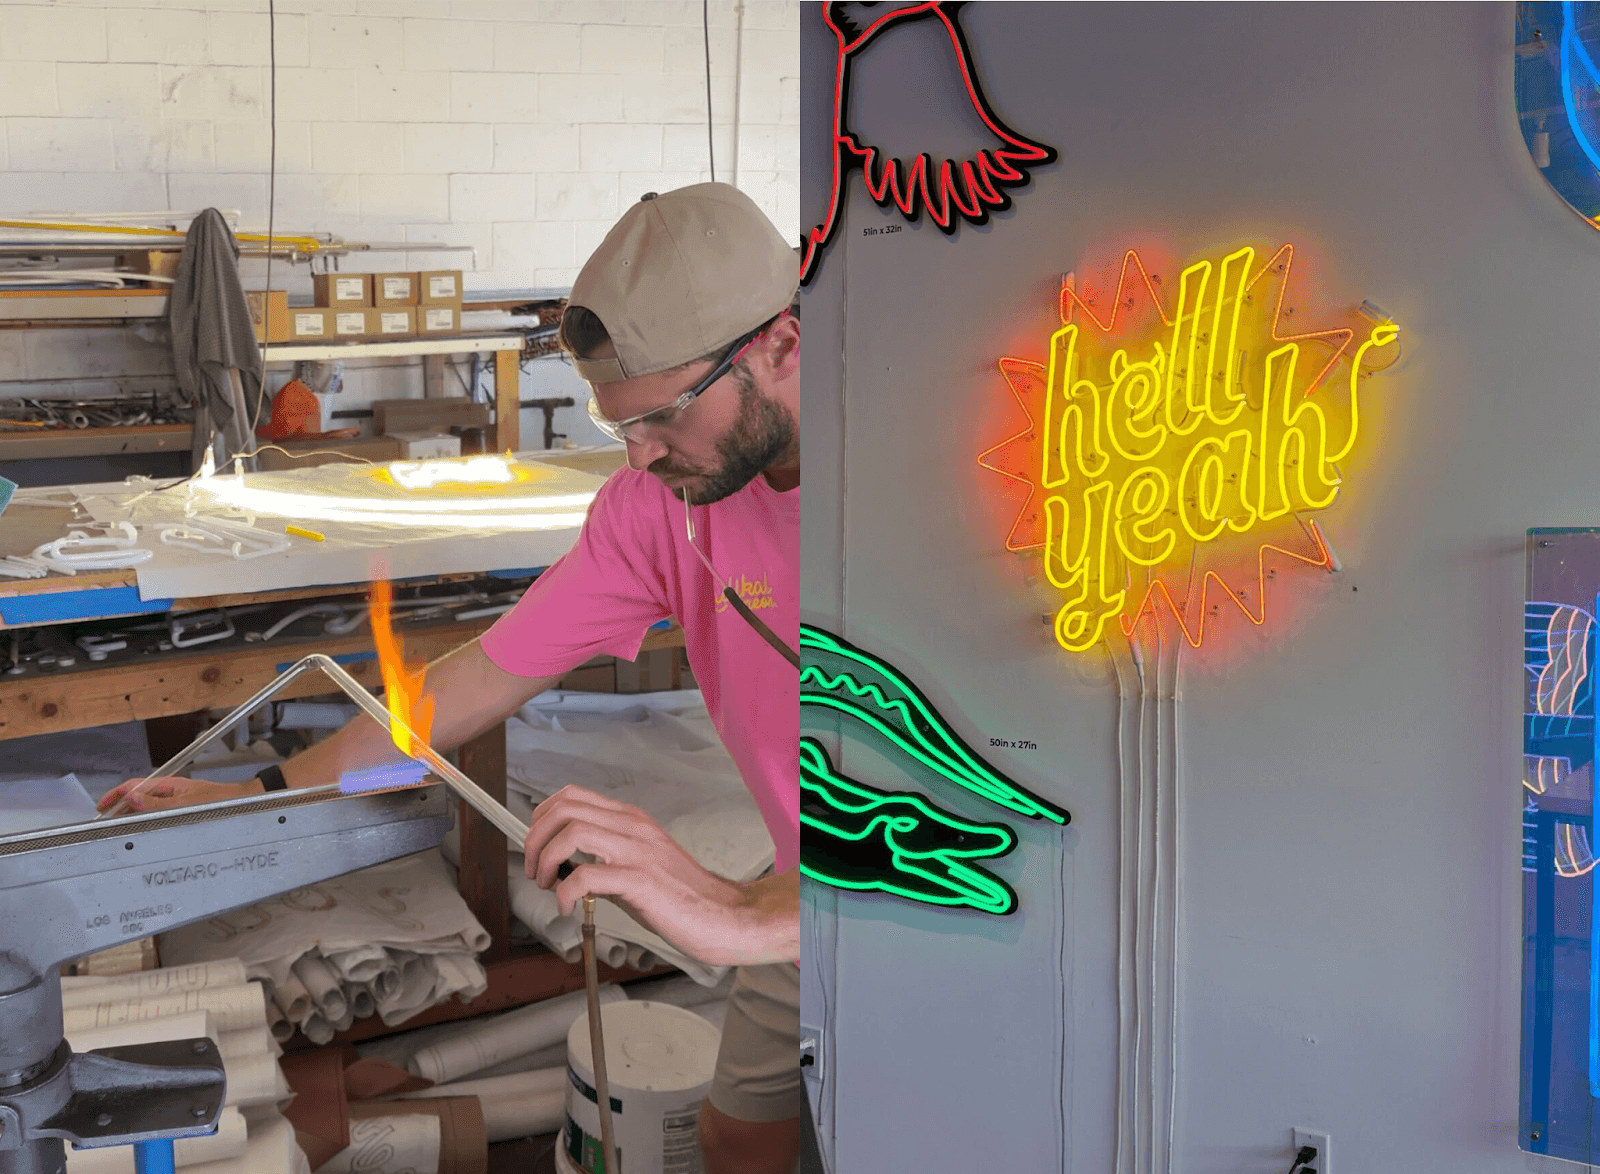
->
<box><xmin>1131</xmin><ymin>625</ymin><xmax>1149</xmax><ymax>1174</ymax></box>
<box><xmin>1165</xmin><ymin>638</ymin><xmax>1184</xmax><ymax>1174</ymax></box>
<box><xmin>1150</xmin><ymin>611</ymin><xmax>1165</xmax><ymax>1174</ymax></box>
<box><xmin>255</xmin><ymin>602</ymin><xmax>345</xmax><ymax>643</ymax></box>
<box><xmin>1107</xmin><ymin>643</ymin><xmax>1133</xmax><ymax>1174</ymax></box>
<box><xmin>1158</xmin><ymin>610</ymin><xmax>1171</xmax><ymax>1170</ymax></box>
<box><xmin>1166</xmin><ymin>547</ymin><xmax>1202</xmax><ymax>1174</ymax></box>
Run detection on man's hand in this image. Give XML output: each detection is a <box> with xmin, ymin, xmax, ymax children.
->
<box><xmin>524</xmin><ymin>785</ymin><xmax>797</xmax><ymax>968</ymax></box>
<box><xmin>96</xmin><ymin>776</ymin><xmax>260</xmax><ymax>815</ymax></box>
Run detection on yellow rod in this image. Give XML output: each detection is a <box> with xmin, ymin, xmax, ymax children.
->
<box><xmin>0</xmin><ymin>219</ymin><xmax>329</xmax><ymax>251</ymax></box>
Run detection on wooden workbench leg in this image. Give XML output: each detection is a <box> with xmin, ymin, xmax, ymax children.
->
<box><xmin>494</xmin><ymin>349</ymin><xmax>520</xmax><ymax>452</ymax></box>
<box><xmin>423</xmin><ymin>355</ymin><xmax>447</xmax><ymax>399</ymax></box>
<box><xmin>457</xmin><ymin>721</ymin><xmax>512</xmax><ymax>963</ymax></box>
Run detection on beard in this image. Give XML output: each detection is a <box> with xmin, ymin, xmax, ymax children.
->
<box><xmin>648</xmin><ymin>365</ymin><xmax>796</xmax><ymax>506</ymax></box>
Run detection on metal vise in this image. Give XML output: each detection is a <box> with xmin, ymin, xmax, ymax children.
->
<box><xmin>0</xmin><ymin>782</ymin><xmax>449</xmax><ymax>1174</ymax></box>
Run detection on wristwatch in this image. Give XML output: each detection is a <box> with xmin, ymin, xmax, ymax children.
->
<box><xmin>255</xmin><ymin>764</ymin><xmax>288</xmax><ymax>793</ymax></box>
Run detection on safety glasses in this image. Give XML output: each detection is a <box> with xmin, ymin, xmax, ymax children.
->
<box><xmin>585</xmin><ymin>312</ymin><xmax>784</xmax><ymax>444</ymax></box>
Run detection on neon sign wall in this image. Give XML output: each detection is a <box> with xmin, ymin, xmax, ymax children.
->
<box><xmin>1520</xmin><ymin>531</ymin><xmax>1600</xmax><ymax>1162</ymax></box>
<box><xmin>801</xmin><ymin>1</ymin><xmax>1057</xmax><ymax>285</ymax></box>
<box><xmin>801</xmin><ymin>738</ymin><xmax>1020</xmax><ymax>915</ymax></box>
<box><xmin>979</xmin><ymin>244</ymin><xmax>1400</xmax><ymax>654</ymax></box>
<box><xmin>800</xmin><ymin>624</ymin><xmax>1069</xmax><ymax>914</ymax></box>
<box><xmin>1514</xmin><ymin>4</ymin><xmax>1600</xmax><ymax>238</ymax></box>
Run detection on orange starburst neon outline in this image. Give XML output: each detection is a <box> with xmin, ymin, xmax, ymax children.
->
<box><xmin>1115</xmin><ymin>519</ymin><xmax>1334</xmax><ymax>649</ymax></box>
<box><xmin>1054</xmin><ymin>244</ymin><xmax>1353</xmax><ymax>395</ymax></box>
<box><xmin>978</xmin><ymin>242</ymin><xmax>1395</xmax><ymax>654</ymax></box>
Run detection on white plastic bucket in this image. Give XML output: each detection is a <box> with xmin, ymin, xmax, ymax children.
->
<box><xmin>559</xmin><ymin>1000</ymin><xmax>721</xmax><ymax>1174</ymax></box>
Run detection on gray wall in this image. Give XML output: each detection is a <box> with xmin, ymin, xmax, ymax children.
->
<box><xmin>800</xmin><ymin>3</ymin><xmax>1577</xmax><ymax>1171</ymax></box>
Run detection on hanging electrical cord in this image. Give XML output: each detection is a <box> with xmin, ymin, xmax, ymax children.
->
<box><xmin>1132</xmin><ymin>642</ymin><xmax>1144</xmax><ymax>1174</ymax></box>
<box><xmin>252</xmin><ymin>0</ymin><xmax>279</xmax><ymax>439</ymax></box>
<box><xmin>1156</xmin><ymin>603</ymin><xmax>1174</xmax><ymax>1174</ymax></box>
<box><xmin>1057</xmin><ymin>825</ymin><xmax>1068</xmax><ymax>1173</ymax></box>
<box><xmin>703</xmin><ymin>0</ymin><xmax>717</xmax><ymax>181</ymax></box>
<box><xmin>1108</xmin><ymin>642</ymin><xmax>1135</xmax><ymax>1174</ymax></box>
<box><xmin>1165</xmin><ymin>635</ymin><xmax>1185</xmax><ymax>1174</ymax></box>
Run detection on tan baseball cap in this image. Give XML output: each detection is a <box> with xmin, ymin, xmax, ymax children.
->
<box><xmin>567</xmin><ymin>183</ymin><xmax>799</xmax><ymax>384</ymax></box>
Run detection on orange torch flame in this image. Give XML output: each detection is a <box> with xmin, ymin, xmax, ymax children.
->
<box><xmin>370</xmin><ymin>579</ymin><xmax>435</xmax><ymax>757</ymax></box>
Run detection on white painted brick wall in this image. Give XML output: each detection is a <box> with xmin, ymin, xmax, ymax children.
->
<box><xmin>1</xmin><ymin>0</ymin><xmax>799</xmax><ymax>449</ymax></box>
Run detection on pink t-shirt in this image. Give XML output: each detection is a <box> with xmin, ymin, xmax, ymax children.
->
<box><xmin>479</xmin><ymin>467</ymin><xmax>799</xmax><ymax>873</ymax></box>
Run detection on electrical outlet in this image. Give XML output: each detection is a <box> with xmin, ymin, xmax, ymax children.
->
<box><xmin>799</xmin><ymin>1022</ymin><xmax>826</xmax><ymax>1085</ymax></box>
<box><xmin>1292</xmin><ymin>1127</ymin><xmax>1330</xmax><ymax>1174</ymax></box>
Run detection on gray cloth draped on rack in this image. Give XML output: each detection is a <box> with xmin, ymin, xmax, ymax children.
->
<box><xmin>169</xmin><ymin>208</ymin><xmax>264</xmax><ymax>465</ymax></box>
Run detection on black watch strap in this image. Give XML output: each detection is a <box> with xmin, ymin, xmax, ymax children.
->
<box><xmin>256</xmin><ymin>764</ymin><xmax>287</xmax><ymax>793</ymax></box>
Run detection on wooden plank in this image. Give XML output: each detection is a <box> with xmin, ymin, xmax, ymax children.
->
<box><xmin>0</xmin><ymin>424</ymin><xmax>190</xmax><ymax>461</ymax></box>
<box><xmin>371</xmin><ymin>398</ymin><xmax>489</xmax><ymax>435</ymax></box>
<box><xmin>167</xmin><ymin>570</ymin><xmax>554</xmax><ymax>617</ymax></box>
<box><xmin>0</xmin><ymin>612</ymin><xmax>683</xmax><ymax>737</ymax></box>
<box><xmin>0</xmin><ymin>572</ymin><xmax>484</xmax><ymax>624</ymax></box>
<box><xmin>0</xmin><ymin>617</ymin><xmax>499</xmax><ymax>740</ymax></box>
<box><xmin>260</xmin><ymin>336</ymin><xmax>521</xmax><ymax>363</ymax></box>
<box><xmin>422</xmin><ymin>355</ymin><xmax>447</xmax><ymax>399</ymax></box>
<box><xmin>0</xmin><ymin>291</ymin><xmax>168</xmax><ymax>321</ymax></box>
<box><xmin>494</xmin><ymin>349</ymin><xmax>519</xmax><ymax>452</ymax></box>
<box><xmin>284</xmin><ymin>943</ymin><xmax>672</xmax><ymax>1049</ymax></box>
<box><xmin>457</xmin><ymin>721</ymin><xmax>512</xmax><ymax>963</ymax></box>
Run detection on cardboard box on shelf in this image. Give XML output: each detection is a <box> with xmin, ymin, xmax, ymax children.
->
<box><xmin>418</xmin><ymin>270</ymin><xmax>463</xmax><ymax>304</ymax></box>
<box><xmin>313</xmin><ymin>272</ymin><xmax>372</xmax><ymax>307</ymax></box>
<box><xmin>377</xmin><ymin>308</ymin><xmax>415</xmax><ymax>336</ymax></box>
<box><xmin>247</xmin><ymin>289</ymin><xmax>290</xmax><ymax>342</ymax></box>
<box><xmin>331</xmin><ymin>308</ymin><xmax>374</xmax><ymax>338</ymax></box>
<box><xmin>124</xmin><ymin>250</ymin><xmax>182</xmax><ymax>279</ymax></box>
<box><xmin>373</xmin><ymin>397</ymin><xmax>489</xmax><ymax>434</ymax></box>
<box><xmin>418</xmin><ymin>305</ymin><xmax>458</xmax><ymax>334</ymax></box>
<box><xmin>374</xmin><ymin>272</ymin><xmax>418</xmax><ymax>307</ymax></box>
<box><xmin>287</xmin><ymin>308</ymin><xmax>332</xmax><ymax>340</ymax></box>
<box><xmin>388</xmin><ymin>431</ymin><xmax>462</xmax><ymax>459</ymax></box>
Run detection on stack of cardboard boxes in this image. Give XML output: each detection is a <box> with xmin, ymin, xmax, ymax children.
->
<box><xmin>249</xmin><ymin>271</ymin><xmax>463</xmax><ymax>343</ymax></box>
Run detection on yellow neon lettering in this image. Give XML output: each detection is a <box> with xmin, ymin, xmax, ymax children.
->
<box><xmin>983</xmin><ymin>242</ymin><xmax>1400</xmax><ymax>655</ymax></box>
<box><xmin>1105</xmin><ymin>348</ymin><xmax>1167</xmax><ymax>462</ymax></box>
<box><xmin>1178</xmin><ymin>428</ymin><xmax>1255</xmax><ymax>543</ymax></box>
<box><xmin>1257</xmin><ymin>342</ymin><xmax>1346</xmax><ymax>519</ymax></box>
<box><xmin>1202</xmin><ymin>247</ymin><xmax>1253</xmax><ymax>427</ymax></box>
<box><xmin>1045</xmin><ymin>481</ymin><xmax>1125</xmax><ymax>652</ymax></box>
<box><xmin>1042</xmin><ymin>325</ymin><xmax>1109</xmax><ymax>486</ymax></box>
<box><xmin>1114</xmin><ymin>468</ymin><xmax>1175</xmax><ymax>566</ymax></box>
<box><xmin>1164</xmin><ymin>258</ymin><xmax>1212</xmax><ymax>435</ymax></box>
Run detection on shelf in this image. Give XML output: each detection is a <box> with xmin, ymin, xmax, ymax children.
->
<box><xmin>260</xmin><ymin>334</ymin><xmax>522</xmax><ymax>362</ymax></box>
<box><xmin>0</xmin><ymin>423</ymin><xmax>189</xmax><ymax>461</ymax></box>
<box><xmin>0</xmin><ymin>289</ymin><xmax>168</xmax><ymax>321</ymax></box>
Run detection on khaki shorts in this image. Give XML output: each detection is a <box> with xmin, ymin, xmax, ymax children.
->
<box><xmin>706</xmin><ymin>961</ymin><xmax>805</xmax><ymax>1123</ymax></box>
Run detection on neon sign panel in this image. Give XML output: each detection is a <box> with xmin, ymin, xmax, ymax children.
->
<box><xmin>1518</xmin><ymin>531</ymin><xmax>1600</xmax><ymax>1161</ymax></box>
<box><xmin>979</xmin><ymin>244</ymin><xmax>1400</xmax><ymax>654</ymax></box>
<box><xmin>799</xmin><ymin>624</ymin><xmax>1069</xmax><ymax>914</ymax></box>
<box><xmin>800</xmin><ymin>1</ymin><xmax>1057</xmax><ymax>285</ymax></box>
<box><xmin>801</xmin><ymin>738</ymin><xmax>1019</xmax><ymax>915</ymax></box>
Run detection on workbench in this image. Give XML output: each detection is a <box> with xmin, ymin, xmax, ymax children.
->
<box><xmin>0</xmin><ymin>456</ymin><xmax>686</xmax><ymax>1042</ymax></box>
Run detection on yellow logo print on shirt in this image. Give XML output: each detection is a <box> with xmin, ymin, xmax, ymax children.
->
<box><xmin>717</xmin><ymin>572</ymin><xmax>776</xmax><ymax>613</ymax></box>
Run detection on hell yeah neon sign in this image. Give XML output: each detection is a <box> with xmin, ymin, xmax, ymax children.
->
<box><xmin>981</xmin><ymin>244</ymin><xmax>1400</xmax><ymax>653</ymax></box>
